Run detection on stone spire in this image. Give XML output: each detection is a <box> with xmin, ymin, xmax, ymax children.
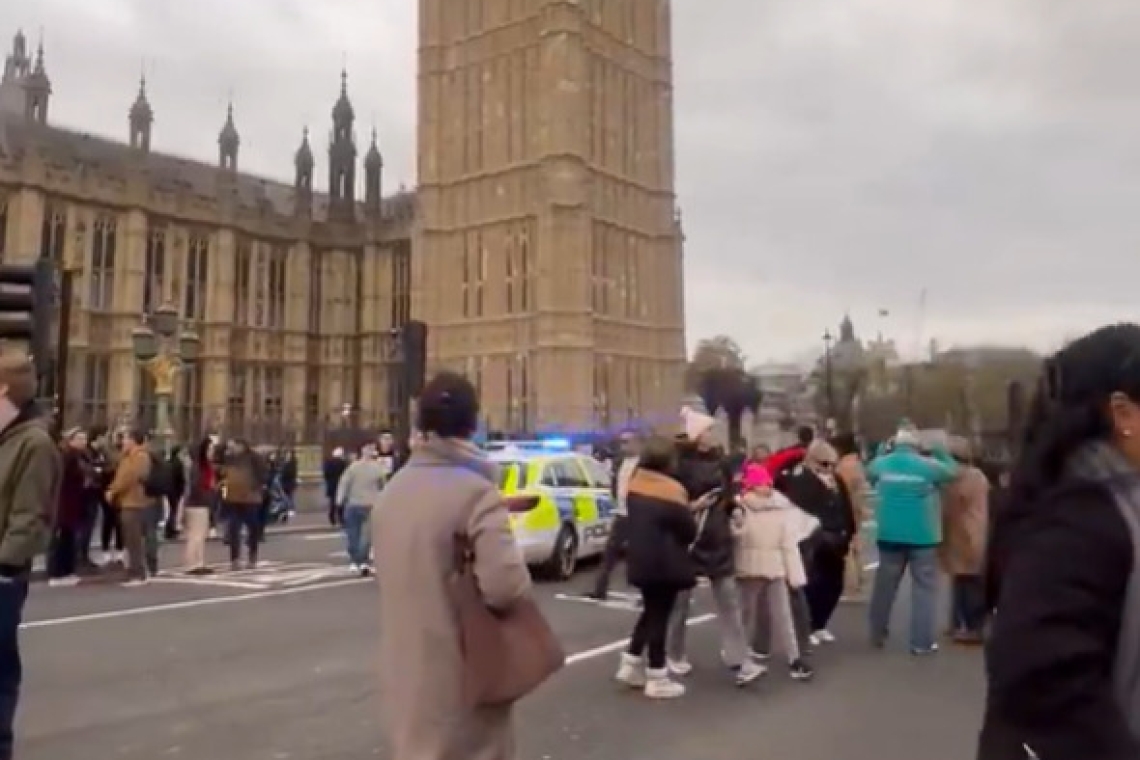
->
<box><xmin>364</xmin><ymin>128</ymin><xmax>383</xmax><ymax>216</ymax></box>
<box><xmin>218</xmin><ymin>101</ymin><xmax>239</xmax><ymax>170</ymax></box>
<box><xmin>129</xmin><ymin>73</ymin><xmax>153</xmax><ymax>152</ymax></box>
<box><xmin>294</xmin><ymin>126</ymin><xmax>314</xmax><ymax>216</ymax></box>
<box><xmin>20</xmin><ymin>37</ymin><xmax>50</xmax><ymax>123</ymax></box>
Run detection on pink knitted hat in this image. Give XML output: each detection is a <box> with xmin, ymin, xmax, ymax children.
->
<box><xmin>740</xmin><ymin>462</ymin><xmax>773</xmax><ymax>490</ymax></box>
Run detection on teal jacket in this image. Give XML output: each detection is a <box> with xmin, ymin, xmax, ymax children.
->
<box><xmin>866</xmin><ymin>444</ymin><xmax>958</xmax><ymax>547</ymax></box>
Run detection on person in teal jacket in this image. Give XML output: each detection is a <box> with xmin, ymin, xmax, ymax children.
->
<box><xmin>865</xmin><ymin>427</ymin><xmax>958</xmax><ymax>654</ymax></box>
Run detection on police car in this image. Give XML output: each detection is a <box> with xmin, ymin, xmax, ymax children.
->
<box><xmin>485</xmin><ymin>439</ymin><xmax>614</xmax><ymax>580</ymax></box>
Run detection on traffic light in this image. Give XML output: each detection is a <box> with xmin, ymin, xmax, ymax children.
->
<box><xmin>0</xmin><ymin>258</ymin><xmax>54</xmax><ymax>359</ymax></box>
<box><xmin>400</xmin><ymin>320</ymin><xmax>428</xmax><ymax>397</ymax></box>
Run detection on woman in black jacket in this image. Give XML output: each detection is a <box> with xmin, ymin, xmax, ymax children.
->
<box><xmin>614</xmin><ymin>436</ymin><xmax>696</xmax><ymax>699</ymax></box>
<box><xmin>979</xmin><ymin>325</ymin><xmax>1140</xmax><ymax>760</ymax></box>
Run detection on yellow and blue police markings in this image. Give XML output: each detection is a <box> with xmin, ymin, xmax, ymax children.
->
<box><xmin>486</xmin><ymin>438</ymin><xmax>613</xmax><ymax>580</ymax></box>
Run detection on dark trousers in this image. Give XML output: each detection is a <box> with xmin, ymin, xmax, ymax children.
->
<box><xmin>805</xmin><ymin>546</ymin><xmax>847</xmax><ymax>632</ymax></box>
<box><xmin>164</xmin><ymin>493</ymin><xmax>181</xmax><ymax>539</ymax></box>
<box><xmin>76</xmin><ymin>497</ymin><xmax>100</xmax><ymax>565</ymax></box>
<box><xmin>119</xmin><ymin>509</ymin><xmax>149</xmax><ymax>580</ymax></box>
<box><xmin>327</xmin><ymin>497</ymin><xmax>343</xmax><ymax>527</ymax></box>
<box><xmin>628</xmin><ymin>585</ymin><xmax>679</xmax><ymax>669</ymax></box>
<box><xmin>225</xmin><ymin>504</ymin><xmax>262</xmax><ymax>564</ymax></box>
<box><xmin>950</xmin><ymin>574</ymin><xmax>987</xmax><ymax>634</ymax></box>
<box><xmin>592</xmin><ymin>514</ymin><xmax>628</xmax><ymax>597</ymax></box>
<box><xmin>46</xmin><ymin>528</ymin><xmax>77</xmax><ymax>579</ymax></box>
<box><xmin>99</xmin><ymin>501</ymin><xmax>122</xmax><ymax>553</ymax></box>
<box><xmin>0</xmin><ymin>577</ymin><xmax>29</xmax><ymax>760</ymax></box>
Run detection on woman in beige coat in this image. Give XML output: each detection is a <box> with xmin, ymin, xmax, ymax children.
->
<box><xmin>940</xmin><ymin>440</ymin><xmax>991</xmax><ymax>644</ymax></box>
<box><xmin>373</xmin><ymin>372</ymin><xmax>533</xmax><ymax>760</ymax></box>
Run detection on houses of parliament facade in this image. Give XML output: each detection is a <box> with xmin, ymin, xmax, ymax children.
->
<box><xmin>0</xmin><ymin>0</ymin><xmax>686</xmax><ymax>442</ymax></box>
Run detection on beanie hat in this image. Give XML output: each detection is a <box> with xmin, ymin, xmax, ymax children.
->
<box><xmin>740</xmin><ymin>462</ymin><xmax>773</xmax><ymax>490</ymax></box>
<box><xmin>680</xmin><ymin>406</ymin><xmax>715</xmax><ymax>441</ymax></box>
<box><xmin>894</xmin><ymin>427</ymin><xmax>920</xmax><ymax>448</ymax></box>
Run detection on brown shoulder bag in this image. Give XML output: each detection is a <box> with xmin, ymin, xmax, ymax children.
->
<box><xmin>448</xmin><ymin>533</ymin><xmax>565</xmax><ymax>707</ymax></box>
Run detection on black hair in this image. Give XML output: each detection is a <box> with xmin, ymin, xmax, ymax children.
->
<box><xmin>1010</xmin><ymin>323</ymin><xmax>1140</xmax><ymax>511</ymax></box>
<box><xmin>638</xmin><ymin>435</ymin><xmax>676</xmax><ymax>474</ymax></box>
<box><xmin>127</xmin><ymin>428</ymin><xmax>148</xmax><ymax>445</ymax></box>
<box><xmin>417</xmin><ymin>371</ymin><xmax>479</xmax><ymax>439</ymax></box>
<box><xmin>831</xmin><ymin>432</ymin><xmax>858</xmax><ymax>457</ymax></box>
<box><xmin>796</xmin><ymin>425</ymin><xmax>814</xmax><ymax>447</ymax></box>
<box><xmin>194</xmin><ymin>437</ymin><xmax>211</xmax><ymax>466</ymax></box>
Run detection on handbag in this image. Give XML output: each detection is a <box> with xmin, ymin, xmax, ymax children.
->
<box><xmin>448</xmin><ymin>533</ymin><xmax>565</xmax><ymax>708</ymax></box>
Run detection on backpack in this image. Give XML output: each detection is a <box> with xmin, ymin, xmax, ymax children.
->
<box><xmin>142</xmin><ymin>452</ymin><xmax>171</xmax><ymax>498</ymax></box>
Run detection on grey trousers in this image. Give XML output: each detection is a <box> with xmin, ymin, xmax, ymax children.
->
<box><xmin>739</xmin><ymin>578</ymin><xmax>801</xmax><ymax>663</ymax></box>
<box><xmin>752</xmin><ymin>582</ymin><xmax>812</xmax><ymax>656</ymax></box>
<box><xmin>666</xmin><ymin>576</ymin><xmax>749</xmax><ymax>667</ymax></box>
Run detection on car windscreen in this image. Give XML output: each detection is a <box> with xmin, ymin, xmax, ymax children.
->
<box><xmin>498</xmin><ymin>461</ymin><xmax>523</xmax><ymax>490</ymax></box>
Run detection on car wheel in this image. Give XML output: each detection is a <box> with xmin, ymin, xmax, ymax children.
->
<box><xmin>544</xmin><ymin>526</ymin><xmax>578</xmax><ymax>581</ymax></box>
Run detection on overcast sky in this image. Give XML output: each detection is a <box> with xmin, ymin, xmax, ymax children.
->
<box><xmin>11</xmin><ymin>1</ymin><xmax>1140</xmax><ymax>364</ymax></box>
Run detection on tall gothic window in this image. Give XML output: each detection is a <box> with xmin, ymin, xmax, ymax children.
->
<box><xmin>234</xmin><ymin>239</ymin><xmax>252</xmax><ymax>325</ymax></box>
<box><xmin>88</xmin><ymin>214</ymin><xmax>116</xmax><ymax>311</ymax></box>
<box><xmin>264</xmin><ymin>366</ymin><xmax>285</xmax><ymax>438</ymax></box>
<box><xmin>227</xmin><ymin>364</ymin><xmax>247</xmax><ymax>437</ymax></box>
<box><xmin>253</xmin><ymin>244</ymin><xmax>268</xmax><ymax>327</ymax></box>
<box><xmin>307</xmin><ymin>253</ymin><xmax>322</xmax><ymax>333</ymax></box>
<box><xmin>82</xmin><ymin>354</ymin><xmax>110</xmax><ymax>426</ymax></box>
<box><xmin>143</xmin><ymin>223</ymin><xmax>167</xmax><ymax>313</ymax></box>
<box><xmin>391</xmin><ymin>242</ymin><xmax>411</xmax><ymax>327</ymax></box>
<box><xmin>0</xmin><ymin>192</ymin><xmax>8</xmax><ymax>260</ymax></box>
<box><xmin>177</xmin><ymin>366</ymin><xmax>204</xmax><ymax>439</ymax></box>
<box><xmin>39</xmin><ymin>203</ymin><xmax>65</xmax><ymax>264</ymax></box>
<box><xmin>184</xmin><ymin>233</ymin><xmax>209</xmax><ymax>321</ymax></box>
<box><xmin>268</xmin><ymin>245</ymin><xmax>287</xmax><ymax>330</ymax></box>
<box><xmin>519</xmin><ymin>225</ymin><xmax>531</xmax><ymax>312</ymax></box>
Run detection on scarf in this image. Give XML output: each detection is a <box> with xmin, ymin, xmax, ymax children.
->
<box><xmin>1067</xmin><ymin>440</ymin><xmax>1140</xmax><ymax>740</ymax></box>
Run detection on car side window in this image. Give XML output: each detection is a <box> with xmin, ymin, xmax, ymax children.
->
<box><xmin>539</xmin><ymin>463</ymin><xmax>561</xmax><ymax>488</ymax></box>
<box><xmin>584</xmin><ymin>458</ymin><xmax>612</xmax><ymax>490</ymax></box>
<box><xmin>556</xmin><ymin>459</ymin><xmax>590</xmax><ymax>489</ymax></box>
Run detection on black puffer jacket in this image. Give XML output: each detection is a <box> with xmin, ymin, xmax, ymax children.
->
<box><xmin>674</xmin><ymin>441</ymin><xmax>735</xmax><ymax>579</ymax></box>
<box><xmin>624</xmin><ymin>469</ymin><xmax>698</xmax><ymax>590</ymax></box>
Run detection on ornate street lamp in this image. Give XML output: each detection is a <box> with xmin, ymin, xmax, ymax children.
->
<box><xmin>132</xmin><ymin>302</ymin><xmax>199</xmax><ymax>454</ymax></box>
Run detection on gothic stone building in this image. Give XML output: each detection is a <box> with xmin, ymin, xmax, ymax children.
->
<box><xmin>0</xmin><ymin>32</ymin><xmax>413</xmax><ymax>441</ymax></box>
<box><xmin>0</xmin><ymin>1</ymin><xmax>687</xmax><ymax>441</ymax></box>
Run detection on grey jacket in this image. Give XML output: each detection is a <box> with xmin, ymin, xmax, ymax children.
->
<box><xmin>335</xmin><ymin>458</ymin><xmax>387</xmax><ymax>508</ymax></box>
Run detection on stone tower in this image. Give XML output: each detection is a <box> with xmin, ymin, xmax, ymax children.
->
<box><xmin>416</xmin><ymin>0</ymin><xmax>685</xmax><ymax>433</ymax></box>
<box><xmin>327</xmin><ymin>70</ymin><xmax>356</xmax><ymax>221</ymax></box>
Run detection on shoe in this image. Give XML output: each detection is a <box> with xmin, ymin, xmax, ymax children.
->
<box><xmin>48</xmin><ymin>576</ymin><xmax>80</xmax><ymax>588</ymax></box>
<box><xmin>667</xmin><ymin>658</ymin><xmax>692</xmax><ymax>676</ymax></box>
<box><xmin>585</xmin><ymin>589</ymin><xmax>607</xmax><ymax>601</ymax></box>
<box><xmin>814</xmin><ymin>629</ymin><xmax>836</xmax><ymax>644</ymax></box>
<box><xmin>349</xmin><ymin>563</ymin><xmax>360</xmax><ymax>574</ymax></box>
<box><xmin>734</xmin><ymin>660</ymin><xmax>766</xmax><ymax>686</ymax></box>
<box><xmin>750</xmin><ymin>649</ymin><xmax>770</xmax><ymax>663</ymax></box>
<box><xmin>910</xmin><ymin>643</ymin><xmax>940</xmax><ymax>656</ymax></box>
<box><xmin>121</xmin><ymin>578</ymin><xmax>149</xmax><ymax>588</ymax></box>
<box><xmin>789</xmin><ymin>660</ymin><xmax>815</xmax><ymax>681</ymax></box>
<box><xmin>643</xmin><ymin>668</ymin><xmax>685</xmax><ymax>699</ymax></box>
<box><xmin>808</xmin><ymin>633</ymin><xmax>821</xmax><ymax>647</ymax></box>
<box><xmin>187</xmin><ymin>567</ymin><xmax>214</xmax><ymax>576</ymax></box>
<box><xmin>614</xmin><ymin>653</ymin><xmax>647</xmax><ymax>688</ymax></box>
<box><xmin>359</xmin><ymin>565</ymin><xmax>373</xmax><ymax>577</ymax></box>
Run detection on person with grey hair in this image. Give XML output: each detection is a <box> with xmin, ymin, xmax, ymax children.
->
<box><xmin>866</xmin><ymin>425</ymin><xmax>958</xmax><ymax>654</ymax></box>
<box><xmin>781</xmin><ymin>440</ymin><xmax>858</xmax><ymax>646</ymax></box>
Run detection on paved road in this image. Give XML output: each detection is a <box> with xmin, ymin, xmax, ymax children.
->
<box><xmin>17</xmin><ymin>533</ymin><xmax>984</xmax><ymax>760</ymax></box>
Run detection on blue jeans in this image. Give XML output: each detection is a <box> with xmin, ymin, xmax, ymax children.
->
<box><xmin>0</xmin><ymin>577</ymin><xmax>29</xmax><ymax>760</ymax></box>
<box><xmin>343</xmin><ymin>506</ymin><xmax>372</xmax><ymax>566</ymax></box>
<box><xmin>868</xmin><ymin>544</ymin><xmax>938</xmax><ymax>651</ymax></box>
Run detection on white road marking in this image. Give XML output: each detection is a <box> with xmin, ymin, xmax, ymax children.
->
<box><xmin>149</xmin><ymin>576</ymin><xmax>266</xmax><ymax>591</ymax></box>
<box><xmin>301</xmin><ymin>533</ymin><xmax>339</xmax><ymax>541</ymax></box>
<box><xmin>554</xmin><ymin>590</ymin><xmax>642</xmax><ymax>613</ymax></box>
<box><xmin>22</xmin><ymin>578</ymin><xmax>372</xmax><ymax>629</ymax></box>
<box><xmin>566</xmin><ymin>613</ymin><xmax>716</xmax><ymax>665</ymax></box>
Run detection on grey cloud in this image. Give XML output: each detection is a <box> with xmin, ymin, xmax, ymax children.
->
<box><xmin>11</xmin><ymin>0</ymin><xmax>1140</xmax><ymax>360</ymax></box>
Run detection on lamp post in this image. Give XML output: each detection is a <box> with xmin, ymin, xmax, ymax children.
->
<box><xmin>822</xmin><ymin>329</ymin><xmax>835</xmax><ymax>424</ymax></box>
<box><xmin>131</xmin><ymin>302</ymin><xmax>199</xmax><ymax>455</ymax></box>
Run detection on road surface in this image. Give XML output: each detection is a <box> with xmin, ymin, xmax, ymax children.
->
<box><xmin>17</xmin><ymin>529</ymin><xmax>984</xmax><ymax>759</ymax></box>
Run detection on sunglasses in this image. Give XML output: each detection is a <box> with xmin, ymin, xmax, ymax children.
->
<box><xmin>815</xmin><ymin>461</ymin><xmax>837</xmax><ymax>470</ymax></box>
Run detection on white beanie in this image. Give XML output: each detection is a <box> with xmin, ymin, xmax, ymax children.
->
<box><xmin>894</xmin><ymin>427</ymin><xmax>920</xmax><ymax>448</ymax></box>
<box><xmin>680</xmin><ymin>406</ymin><xmax>716</xmax><ymax>441</ymax></box>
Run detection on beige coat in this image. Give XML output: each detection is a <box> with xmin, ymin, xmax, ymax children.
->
<box><xmin>731</xmin><ymin>491</ymin><xmax>808</xmax><ymax>587</ymax></box>
<box><xmin>836</xmin><ymin>453</ymin><xmax>870</xmax><ymax>524</ymax></box>
<box><xmin>373</xmin><ymin>436</ymin><xmax>533</xmax><ymax>760</ymax></box>
<box><xmin>940</xmin><ymin>464</ymin><xmax>990</xmax><ymax>576</ymax></box>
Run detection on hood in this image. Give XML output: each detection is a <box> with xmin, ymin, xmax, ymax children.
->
<box><xmin>739</xmin><ymin>489</ymin><xmax>793</xmax><ymax>513</ymax></box>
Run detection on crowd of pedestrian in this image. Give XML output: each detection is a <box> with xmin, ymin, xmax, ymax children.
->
<box><xmin>47</xmin><ymin>427</ymin><xmax>302</xmax><ymax>587</ymax></box>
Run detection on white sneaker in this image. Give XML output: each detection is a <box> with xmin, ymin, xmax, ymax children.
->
<box><xmin>644</xmin><ymin>668</ymin><xmax>685</xmax><ymax>699</ymax></box>
<box><xmin>734</xmin><ymin>659</ymin><xmax>767</xmax><ymax>686</ymax></box>
<box><xmin>814</xmin><ymin>629</ymin><xmax>837</xmax><ymax>644</ymax></box>
<box><xmin>667</xmin><ymin>658</ymin><xmax>692</xmax><ymax>676</ymax></box>
<box><xmin>750</xmin><ymin>649</ymin><xmax>770</xmax><ymax>662</ymax></box>
<box><xmin>48</xmin><ymin>576</ymin><xmax>80</xmax><ymax>588</ymax></box>
<box><xmin>614</xmin><ymin>653</ymin><xmax>647</xmax><ymax>688</ymax></box>
<box><xmin>349</xmin><ymin>563</ymin><xmax>360</xmax><ymax>573</ymax></box>
<box><xmin>808</xmin><ymin>633</ymin><xmax>821</xmax><ymax>647</ymax></box>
